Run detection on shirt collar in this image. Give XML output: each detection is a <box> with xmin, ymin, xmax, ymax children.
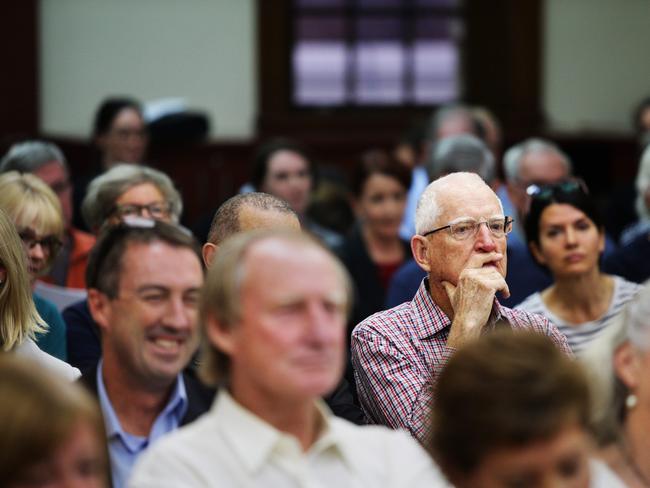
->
<box><xmin>411</xmin><ymin>278</ymin><xmax>504</xmax><ymax>339</ymax></box>
<box><xmin>96</xmin><ymin>360</ymin><xmax>188</xmax><ymax>450</ymax></box>
<box><xmin>214</xmin><ymin>389</ymin><xmax>349</xmax><ymax>474</ymax></box>
<box><xmin>411</xmin><ymin>278</ymin><xmax>452</xmax><ymax>339</ymax></box>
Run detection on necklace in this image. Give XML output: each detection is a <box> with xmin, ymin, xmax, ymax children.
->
<box><xmin>619</xmin><ymin>435</ymin><xmax>650</xmax><ymax>487</ymax></box>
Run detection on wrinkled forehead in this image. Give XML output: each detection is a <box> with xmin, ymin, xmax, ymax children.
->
<box><xmin>242</xmin><ymin>237</ymin><xmax>347</xmax><ymax>296</ymax></box>
<box><xmin>436</xmin><ymin>184</ymin><xmax>504</xmax><ymax>224</ymax></box>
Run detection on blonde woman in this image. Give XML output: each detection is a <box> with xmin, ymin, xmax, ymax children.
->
<box><xmin>0</xmin><ymin>355</ymin><xmax>105</xmax><ymax>487</ymax></box>
<box><xmin>0</xmin><ymin>172</ymin><xmax>68</xmax><ymax>360</ymax></box>
<box><xmin>0</xmin><ymin>208</ymin><xmax>78</xmax><ymax>379</ymax></box>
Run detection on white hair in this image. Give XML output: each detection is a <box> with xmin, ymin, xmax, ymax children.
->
<box><xmin>414</xmin><ymin>172</ymin><xmax>503</xmax><ymax>235</ymax></box>
<box><xmin>635</xmin><ymin>144</ymin><xmax>650</xmax><ymax>220</ymax></box>
<box><xmin>502</xmin><ymin>138</ymin><xmax>572</xmax><ymax>183</ymax></box>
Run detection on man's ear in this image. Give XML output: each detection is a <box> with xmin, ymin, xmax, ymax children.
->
<box><xmin>614</xmin><ymin>341</ymin><xmax>642</xmax><ymax>390</ymax></box>
<box><xmin>411</xmin><ymin>235</ymin><xmax>432</xmax><ymax>273</ymax></box>
<box><xmin>529</xmin><ymin>241</ymin><xmax>546</xmax><ymax>266</ymax></box>
<box><xmin>205</xmin><ymin>315</ymin><xmax>237</xmax><ymax>357</ymax></box>
<box><xmin>87</xmin><ymin>288</ymin><xmax>111</xmax><ymax>333</ymax></box>
<box><xmin>202</xmin><ymin>242</ymin><xmax>217</xmax><ymax>268</ymax></box>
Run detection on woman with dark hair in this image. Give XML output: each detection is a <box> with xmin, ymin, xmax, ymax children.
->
<box><xmin>251</xmin><ymin>138</ymin><xmax>342</xmax><ymax>247</ymax></box>
<box><xmin>93</xmin><ymin>97</ymin><xmax>148</xmax><ymax>169</ymax></box>
<box><xmin>516</xmin><ymin>180</ymin><xmax>639</xmax><ymax>354</ymax></box>
<box><xmin>429</xmin><ymin>329</ymin><xmax>624</xmax><ymax>487</ymax></box>
<box><xmin>336</xmin><ymin>149</ymin><xmax>411</xmax><ymax>328</ymax></box>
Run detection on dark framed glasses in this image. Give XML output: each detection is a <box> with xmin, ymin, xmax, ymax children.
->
<box><xmin>108</xmin><ymin>201</ymin><xmax>172</xmax><ymax>221</ymax></box>
<box><xmin>17</xmin><ymin>229</ymin><xmax>63</xmax><ymax>255</ymax></box>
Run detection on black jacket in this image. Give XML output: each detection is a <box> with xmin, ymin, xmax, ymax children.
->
<box><xmin>79</xmin><ymin>365</ymin><xmax>216</xmax><ymax>427</ymax></box>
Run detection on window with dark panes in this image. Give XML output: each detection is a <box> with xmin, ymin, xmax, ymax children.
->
<box><xmin>292</xmin><ymin>0</ymin><xmax>463</xmax><ymax>107</ymax></box>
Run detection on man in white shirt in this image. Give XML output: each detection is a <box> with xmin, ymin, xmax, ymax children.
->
<box><xmin>130</xmin><ymin>229</ymin><xmax>449</xmax><ymax>487</ymax></box>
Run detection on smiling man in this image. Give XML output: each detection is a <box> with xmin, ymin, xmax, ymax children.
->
<box><xmin>352</xmin><ymin>172</ymin><xmax>571</xmax><ymax>444</ymax></box>
<box><xmin>130</xmin><ymin>230</ymin><xmax>448</xmax><ymax>487</ymax></box>
<box><xmin>82</xmin><ymin>221</ymin><xmax>213</xmax><ymax>488</ymax></box>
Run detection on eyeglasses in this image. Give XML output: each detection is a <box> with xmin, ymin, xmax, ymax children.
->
<box><xmin>421</xmin><ymin>216</ymin><xmax>514</xmax><ymax>240</ymax></box>
<box><xmin>526</xmin><ymin>179</ymin><xmax>589</xmax><ymax>200</ymax></box>
<box><xmin>18</xmin><ymin>229</ymin><xmax>63</xmax><ymax>255</ymax></box>
<box><xmin>109</xmin><ymin>202</ymin><xmax>172</xmax><ymax>221</ymax></box>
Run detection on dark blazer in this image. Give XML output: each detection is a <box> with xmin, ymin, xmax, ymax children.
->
<box><xmin>81</xmin><ymin>364</ymin><xmax>364</xmax><ymax>426</ymax></box>
<box><xmin>79</xmin><ymin>365</ymin><xmax>216</xmax><ymax>427</ymax></box>
<box><xmin>336</xmin><ymin>224</ymin><xmax>411</xmax><ymax>330</ymax></box>
<box><xmin>65</xmin><ymin>299</ymin><xmax>101</xmax><ymax>371</ymax></box>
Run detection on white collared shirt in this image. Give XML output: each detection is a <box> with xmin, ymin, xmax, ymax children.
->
<box><xmin>129</xmin><ymin>389</ymin><xmax>450</xmax><ymax>488</ymax></box>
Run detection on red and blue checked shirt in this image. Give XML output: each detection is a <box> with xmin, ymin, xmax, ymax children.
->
<box><xmin>351</xmin><ymin>278</ymin><xmax>571</xmax><ymax>444</ymax></box>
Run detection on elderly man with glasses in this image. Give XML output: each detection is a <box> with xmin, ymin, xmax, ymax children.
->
<box><xmin>351</xmin><ymin>172</ymin><xmax>571</xmax><ymax>444</ymax></box>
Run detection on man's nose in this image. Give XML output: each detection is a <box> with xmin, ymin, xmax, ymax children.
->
<box><xmin>307</xmin><ymin>302</ymin><xmax>340</xmax><ymax>344</ymax></box>
<box><xmin>475</xmin><ymin>222</ymin><xmax>497</xmax><ymax>251</ymax></box>
<box><xmin>164</xmin><ymin>298</ymin><xmax>193</xmax><ymax>329</ymax></box>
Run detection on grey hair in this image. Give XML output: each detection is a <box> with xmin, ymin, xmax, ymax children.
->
<box><xmin>427</xmin><ymin>104</ymin><xmax>477</xmax><ymax>141</ymax></box>
<box><xmin>81</xmin><ymin>163</ymin><xmax>182</xmax><ymax>231</ymax></box>
<box><xmin>0</xmin><ymin>141</ymin><xmax>68</xmax><ymax>174</ymax></box>
<box><xmin>207</xmin><ymin>192</ymin><xmax>297</xmax><ymax>245</ymax></box>
<box><xmin>414</xmin><ymin>172</ymin><xmax>503</xmax><ymax>235</ymax></box>
<box><xmin>502</xmin><ymin>138</ymin><xmax>572</xmax><ymax>183</ymax></box>
<box><xmin>634</xmin><ymin>145</ymin><xmax>650</xmax><ymax>220</ymax></box>
<box><xmin>427</xmin><ymin>134</ymin><xmax>495</xmax><ymax>183</ymax></box>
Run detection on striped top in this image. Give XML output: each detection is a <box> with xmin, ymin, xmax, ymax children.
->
<box><xmin>516</xmin><ymin>276</ymin><xmax>640</xmax><ymax>355</ymax></box>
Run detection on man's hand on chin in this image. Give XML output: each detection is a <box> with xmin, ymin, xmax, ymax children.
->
<box><xmin>443</xmin><ymin>252</ymin><xmax>510</xmax><ymax>349</ymax></box>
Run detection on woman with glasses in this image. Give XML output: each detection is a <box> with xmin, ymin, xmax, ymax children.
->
<box><xmin>81</xmin><ymin>163</ymin><xmax>181</xmax><ymax>233</ymax></box>
<box><xmin>336</xmin><ymin>149</ymin><xmax>411</xmax><ymax>330</ymax></box>
<box><xmin>0</xmin><ymin>171</ymin><xmax>69</xmax><ymax>361</ymax></box>
<box><xmin>0</xmin><ymin>207</ymin><xmax>79</xmax><ymax>379</ymax></box>
<box><xmin>93</xmin><ymin>97</ymin><xmax>148</xmax><ymax>170</ymax></box>
<box><xmin>66</xmin><ymin>163</ymin><xmax>182</xmax><ymax>370</ymax></box>
<box><xmin>516</xmin><ymin>180</ymin><xmax>639</xmax><ymax>354</ymax></box>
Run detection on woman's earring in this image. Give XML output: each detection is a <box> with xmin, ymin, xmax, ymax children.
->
<box><xmin>626</xmin><ymin>393</ymin><xmax>638</xmax><ymax>409</ymax></box>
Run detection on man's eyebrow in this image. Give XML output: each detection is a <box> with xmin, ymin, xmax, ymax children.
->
<box><xmin>447</xmin><ymin>214</ymin><xmax>505</xmax><ymax>224</ymax></box>
<box><xmin>136</xmin><ymin>285</ymin><xmax>201</xmax><ymax>292</ymax></box>
<box><xmin>136</xmin><ymin>285</ymin><xmax>169</xmax><ymax>294</ymax></box>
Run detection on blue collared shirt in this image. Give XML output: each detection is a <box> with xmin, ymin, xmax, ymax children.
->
<box><xmin>400</xmin><ymin>165</ymin><xmax>429</xmax><ymax>240</ymax></box>
<box><xmin>96</xmin><ymin>360</ymin><xmax>188</xmax><ymax>488</ymax></box>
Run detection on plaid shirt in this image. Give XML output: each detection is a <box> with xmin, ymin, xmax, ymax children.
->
<box><xmin>351</xmin><ymin>278</ymin><xmax>571</xmax><ymax>444</ymax></box>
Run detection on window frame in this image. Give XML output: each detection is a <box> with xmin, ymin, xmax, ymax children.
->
<box><xmin>257</xmin><ymin>0</ymin><xmax>543</xmax><ymax>140</ymax></box>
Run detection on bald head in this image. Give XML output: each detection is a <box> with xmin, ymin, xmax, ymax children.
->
<box><xmin>203</xmin><ymin>192</ymin><xmax>300</xmax><ymax>267</ymax></box>
<box><xmin>415</xmin><ymin>172</ymin><xmax>503</xmax><ymax>236</ymax></box>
